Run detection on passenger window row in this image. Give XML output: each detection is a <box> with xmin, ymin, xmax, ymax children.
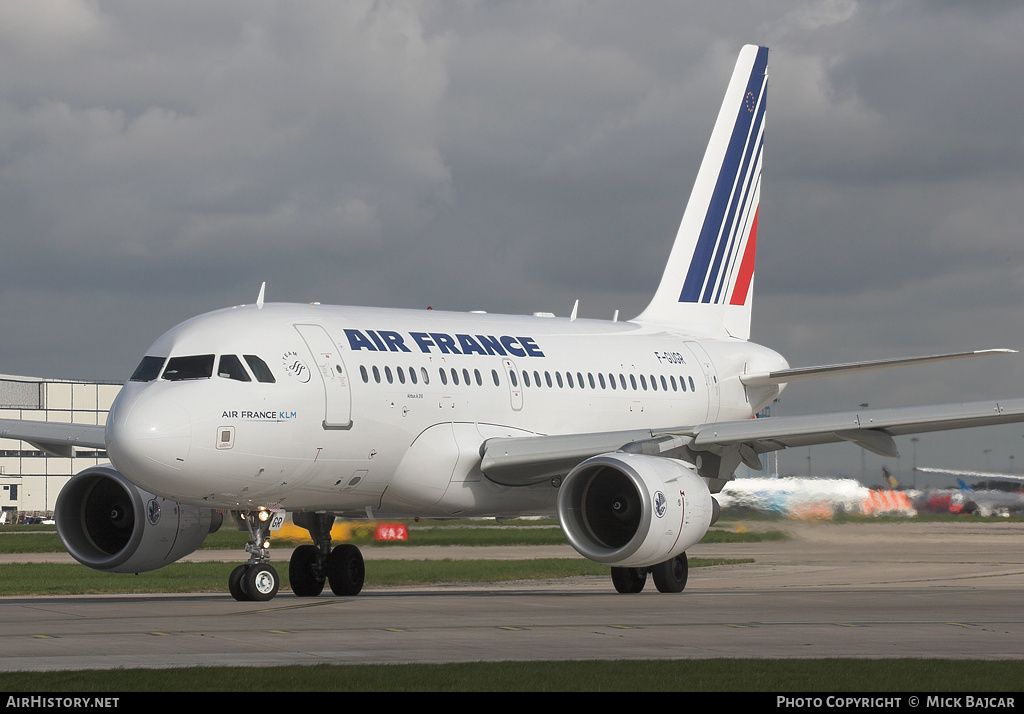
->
<box><xmin>511</xmin><ymin>369</ymin><xmax>697</xmax><ymax>393</ymax></box>
<box><xmin>359</xmin><ymin>365</ymin><xmax>500</xmax><ymax>388</ymax></box>
<box><xmin>359</xmin><ymin>364</ymin><xmax>698</xmax><ymax>393</ymax></box>
<box><xmin>132</xmin><ymin>353</ymin><xmax>697</xmax><ymax>394</ymax></box>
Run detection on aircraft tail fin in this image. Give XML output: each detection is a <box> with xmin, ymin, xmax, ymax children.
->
<box><xmin>635</xmin><ymin>45</ymin><xmax>768</xmax><ymax>340</ymax></box>
<box><xmin>883</xmin><ymin>467</ymin><xmax>899</xmax><ymax>490</ymax></box>
<box><xmin>957</xmin><ymin>478</ymin><xmax>974</xmax><ymax>492</ymax></box>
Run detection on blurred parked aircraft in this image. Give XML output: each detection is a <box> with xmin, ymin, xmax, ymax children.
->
<box><xmin>915</xmin><ymin>468</ymin><xmax>1024</xmax><ymax>516</ymax></box>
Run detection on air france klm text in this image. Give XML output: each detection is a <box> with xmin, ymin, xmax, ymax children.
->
<box><xmin>344</xmin><ymin>329</ymin><xmax>545</xmax><ymax>358</ymax></box>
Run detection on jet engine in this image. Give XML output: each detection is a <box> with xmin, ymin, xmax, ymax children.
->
<box><xmin>556</xmin><ymin>452</ymin><xmax>719</xmax><ymax>567</ymax></box>
<box><xmin>55</xmin><ymin>465</ymin><xmax>222</xmax><ymax>573</ymax></box>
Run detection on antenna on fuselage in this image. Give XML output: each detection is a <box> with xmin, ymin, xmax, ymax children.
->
<box><xmin>570</xmin><ymin>299</ymin><xmax>579</xmax><ymax>322</ymax></box>
<box><xmin>257</xmin><ymin>282</ymin><xmax>266</xmax><ymax>309</ymax></box>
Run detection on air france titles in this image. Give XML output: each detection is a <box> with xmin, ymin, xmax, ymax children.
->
<box><xmin>344</xmin><ymin>329</ymin><xmax>544</xmax><ymax>359</ymax></box>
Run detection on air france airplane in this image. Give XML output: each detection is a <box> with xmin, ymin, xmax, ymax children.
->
<box><xmin>5</xmin><ymin>45</ymin><xmax>1024</xmax><ymax>601</ymax></box>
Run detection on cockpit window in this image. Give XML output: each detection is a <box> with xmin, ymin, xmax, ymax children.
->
<box><xmin>130</xmin><ymin>356</ymin><xmax>166</xmax><ymax>382</ymax></box>
<box><xmin>244</xmin><ymin>355</ymin><xmax>276</xmax><ymax>383</ymax></box>
<box><xmin>162</xmin><ymin>354</ymin><xmax>214</xmax><ymax>381</ymax></box>
<box><xmin>217</xmin><ymin>355</ymin><xmax>251</xmax><ymax>382</ymax></box>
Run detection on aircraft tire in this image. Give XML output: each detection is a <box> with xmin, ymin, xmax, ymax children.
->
<box><xmin>327</xmin><ymin>544</ymin><xmax>365</xmax><ymax>597</ymax></box>
<box><xmin>289</xmin><ymin>544</ymin><xmax>326</xmax><ymax>597</ymax></box>
<box><xmin>610</xmin><ymin>566</ymin><xmax>647</xmax><ymax>594</ymax></box>
<box><xmin>651</xmin><ymin>552</ymin><xmax>688</xmax><ymax>593</ymax></box>
<box><xmin>244</xmin><ymin>563</ymin><xmax>280</xmax><ymax>602</ymax></box>
<box><xmin>229</xmin><ymin>564</ymin><xmax>251</xmax><ymax>601</ymax></box>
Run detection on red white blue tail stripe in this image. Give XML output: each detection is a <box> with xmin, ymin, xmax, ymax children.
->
<box><xmin>636</xmin><ymin>45</ymin><xmax>767</xmax><ymax>340</ymax></box>
<box><xmin>679</xmin><ymin>46</ymin><xmax>767</xmax><ymax>307</ymax></box>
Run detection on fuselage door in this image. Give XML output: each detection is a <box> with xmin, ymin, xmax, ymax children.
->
<box><xmin>685</xmin><ymin>341</ymin><xmax>720</xmax><ymax>422</ymax></box>
<box><xmin>294</xmin><ymin>324</ymin><xmax>352</xmax><ymax>429</ymax></box>
<box><xmin>503</xmin><ymin>359</ymin><xmax>523</xmax><ymax>411</ymax></box>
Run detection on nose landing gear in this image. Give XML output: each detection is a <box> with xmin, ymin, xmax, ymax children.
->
<box><xmin>228</xmin><ymin>510</ymin><xmax>280</xmax><ymax>602</ymax></box>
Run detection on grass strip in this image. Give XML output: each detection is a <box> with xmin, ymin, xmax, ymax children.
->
<box><xmin>2</xmin><ymin>659</ymin><xmax>1022</xmax><ymax>692</ymax></box>
<box><xmin>0</xmin><ymin>557</ymin><xmax>749</xmax><ymax>596</ymax></box>
<box><xmin>0</xmin><ymin>524</ymin><xmax>785</xmax><ymax>552</ymax></box>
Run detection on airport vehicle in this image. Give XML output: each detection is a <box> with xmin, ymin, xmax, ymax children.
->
<box><xmin>3</xmin><ymin>45</ymin><xmax>1024</xmax><ymax>601</ymax></box>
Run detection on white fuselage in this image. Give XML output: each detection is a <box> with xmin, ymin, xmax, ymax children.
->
<box><xmin>104</xmin><ymin>302</ymin><xmax>788</xmax><ymax>518</ymax></box>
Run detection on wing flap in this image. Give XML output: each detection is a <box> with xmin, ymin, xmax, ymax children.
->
<box><xmin>685</xmin><ymin>399</ymin><xmax>1024</xmax><ymax>454</ymax></box>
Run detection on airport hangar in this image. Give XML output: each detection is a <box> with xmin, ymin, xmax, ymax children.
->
<box><xmin>0</xmin><ymin>374</ymin><xmax>120</xmax><ymax>522</ymax></box>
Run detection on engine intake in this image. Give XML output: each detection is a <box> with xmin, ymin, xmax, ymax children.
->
<box><xmin>557</xmin><ymin>452</ymin><xmax>718</xmax><ymax>567</ymax></box>
<box><xmin>55</xmin><ymin>465</ymin><xmax>221</xmax><ymax>573</ymax></box>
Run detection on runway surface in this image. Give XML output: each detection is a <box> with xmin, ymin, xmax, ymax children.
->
<box><xmin>1</xmin><ymin>520</ymin><xmax>1023</xmax><ymax>671</ymax></box>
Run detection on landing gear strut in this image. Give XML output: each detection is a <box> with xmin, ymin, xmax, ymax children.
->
<box><xmin>229</xmin><ymin>510</ymin><xmax>280</xmax><ymax>602</ymax></box>
<box><xmin>610</xmin><ymin>553</ymin><xmax>689</xmax><ymax>594</ymax></box>
<box><xmin>288</xmin><ymin>513</ymin><xmax>331</xmax><ymax>597</ymax></box>
<box><xmin>288</xmin><ymin>513</ymin><xmax>365</xmax><ymax>598</ymax></box>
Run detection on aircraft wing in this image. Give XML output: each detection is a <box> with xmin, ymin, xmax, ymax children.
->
<box><xmin>480</xmin><ymin>397</ymin><xmax>1024</xmax><ymax>486</ymax></box>
<box><xmin>0</xmin><ymin>418</ymin><xmax>106</xmax><ymax>458</ymax></box>
<box><xmin>681</xmin><ymin>399</ymin><xmax>1024</xmax><ymax>457</ymax></box>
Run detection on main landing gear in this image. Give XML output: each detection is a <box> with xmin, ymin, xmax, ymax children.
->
<box><xmin>288</xmin><ymin>512</ymin><xmax>365</xmax><ymax>598</ymax></box>
<box><xmin>228</xmin><ymin>511</ymin><xmax>366</xmax><ymax>602</ymax></box>
<box><xmin>610</xmin><ymin>552</ymin><xmax>689</xmax><ymax>594</ymax></box>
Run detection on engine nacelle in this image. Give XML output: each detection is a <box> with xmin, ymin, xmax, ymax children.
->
<box><xmin>55</xmin><ymin>465</ymin><xmax>222</xmax><ymax>573</ymax></box>
<box><xmin>557</xmin><ymin>452</ymin><xmax>718</xmax><ymax>568</ymax></box>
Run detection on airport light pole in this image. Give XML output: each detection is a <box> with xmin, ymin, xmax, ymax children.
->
<box><xmin>911</xmin><ymin>437</ymin><xmax>919</xmax><ymax>489</ymax></box>
<box><xmin>860</xmin><ymin>404</ymin><xmax>868</xmax><ymax>484</ymax></box>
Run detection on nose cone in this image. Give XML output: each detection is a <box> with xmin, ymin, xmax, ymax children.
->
<box><xmin>106</xmin><ymin>385</ymin><xmax>193</xmax><ymax>491</ymax></box>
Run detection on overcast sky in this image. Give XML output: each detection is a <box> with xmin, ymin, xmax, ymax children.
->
<box><xmin>2</xmin><ymin>1</ymin><xmax>1024</xmax><ymax>484</ymax></box>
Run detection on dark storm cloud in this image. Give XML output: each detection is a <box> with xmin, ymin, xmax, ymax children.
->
<box><xmin>2</xmin><ymin>0</ymin><xmax>1023</xmax><ymax>477</ymax></box>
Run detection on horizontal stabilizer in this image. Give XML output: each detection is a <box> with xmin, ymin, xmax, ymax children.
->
<box><xmin>739</xmin><ymin>349</ymin><xmax>1016</xmax><ymax>387</ymax></box>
